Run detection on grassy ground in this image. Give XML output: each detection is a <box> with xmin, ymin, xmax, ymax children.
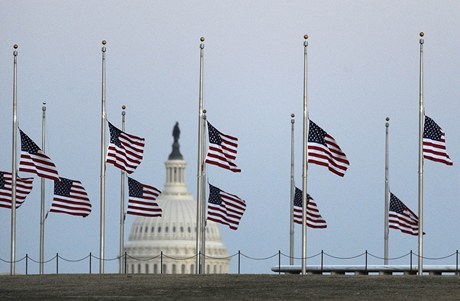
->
<box><xmin>1</xmin><ymin>274</ymin><xmax>460</xmax><ymax>300</ymax></box>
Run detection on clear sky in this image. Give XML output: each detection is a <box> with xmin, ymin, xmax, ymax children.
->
<box><xmin>1</xmin><ymin>0</ymin><xmax>460</xmax><ymax>274</ymax></box>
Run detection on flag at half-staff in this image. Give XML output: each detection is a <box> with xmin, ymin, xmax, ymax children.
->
<box><xmin>19</xmin><ymin>129</ymin><xmax>60</xmax><ymax>181</ymax></box>
<box><xmin>308</xmin><ymin>120</ymin><xmax>349</xmax><ymax>177</ymax></box>
<box><xmin>422</xmin><ymin>116</ymin><xmax>453</xmax><ymax>166</ymax></box>
<box><xmin>50</xmin><ymin>177</ymin><xmax>92</xmax><ymax>217</ymax></box>
<box><xmin>293</xmin><ymin>187</ymin><xmax>327</xmax><ymax>229</ymax></box>
<box><xmin>205</xmin><ymin>121</ymin><xmax>241</xmax><ymax>173</ymax></box>
<box><xmin>207</xmin><ymin>183</ymin><xmax>246</xmax><ymax>230</ymax></box>
<box><xmin>127</xmin><ymin>177</ymin><xmax>162</xmax><ymax>217</ymax></box>
<box><xmin>106</xmin><ymin>121</ymin><xmax>145</xmax><ymax>174</ymax></box>
<box><xmin>389</xmin><ymin>193</ymin><xmax>421</xmax><ymax>236</ymax></box>
<box><xmin>0</xmin><ymin>171</ymin><xmax>34</xmax><ymax>209</ymax></box>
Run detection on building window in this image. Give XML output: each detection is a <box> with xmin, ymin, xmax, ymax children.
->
<box><xmin>158</xmin><ymin>227</ymin><xmax>161</xmax><ymax>233</ymax></box>
<box><xmin>188</xmin><ymin>227</ymin><xmax>191</xmax><ymax>233</ymax></box>
<box><xmin>162</xmin><ymin>264</ymin><xmax>167</xmax><ymax>274</ymax></box>
<box><xmin>138</xmin><ymin>264</ymin><xmax>141</xmax><ymax>273</ymax></box>
<box><xmin>145</xmin><ymin>264</ymin><xmax>149</xmax><ymax>274</ymax></box>
<box><xmin>144</xmin><ymin>227</ymin><xmax>148</xmax><ymax>233</ymax></box>
<box><xmin>173</xmin><ymin>226</ymin><xmax>176</xmax><ymax>233</ymax></box>
<box><xmin>154</xmin><ymin>264</ymin><xmax>158</xmax><ymax>274</ymax></box>
<box><xmin>180</xmin><ymin>226</ymin><xmax>184</xmax><ymax>233</ymax></box>
<box><xmin>165</xmin><ymin>226</ymin><xmax>169</xmax><ymax>233</ymax></box>
<box><xmin>172</xmin><ymin>264</ymin><xmax>177</xmax><ymax>274</ymax></box>
<box><xmin>181</xmin><ymin>264</ymin><xmax>186</xmax><ymax>274</ymax></box>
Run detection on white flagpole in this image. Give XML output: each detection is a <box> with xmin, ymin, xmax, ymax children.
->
<box><xmin>39</xmin><ymin>102</ymin><xmax>47</xmax><ymax>274</ymax></box>
<box><xmin>119</xmin><ymin>105</ymin><xmax>126</xmax><ymax>274</ymax></box>
<box><xmin>99</xmin><ymin>40</ymin><xmax>107</xmax><ymax>274</ymax></box>
<box><xmin>195</xmin><ymin>36</ymin><xmax>205</xmax><ymax>274</ymax></box>
<box><xmin>417</xmin><ymin>32</ymin><xmax>425</xmax><ymax>275</ymax></box>
<box><xmin>301</xmin><ymin>34</ymin><xmax>309</xmax><ymax>275</ymax></box>
<box><xmin>201</xmin><ymin>110</ymin><xmax>207</xmax><ymax>273</ymax></box>
<box><xmin>384</xmin><ymin>117</ymin><xmax>390</xmax><ymax>265</ymax></box>
<box><xmin>10</xmin><ymin>44</ymin><xmax>18</xmax><ymax>275</ymax></box>
<box><xmin>290</xmin><ymin>113</ymin><xmax>295</xmax><ymax>265</ymax></box>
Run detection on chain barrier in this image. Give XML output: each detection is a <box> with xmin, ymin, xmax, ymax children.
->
<box><xmin>1</xmin><ymin>250</ymin><xmax>459</xmax><ymax>274</ymax></box>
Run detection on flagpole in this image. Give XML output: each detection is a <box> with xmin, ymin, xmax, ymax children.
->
<box><xmin>99</xmin><ymin>40</ymin><xmax>107</xmax><ymax>274</ymax></box>
<box><xmin>39</xmin><ymin>102</ymin><xmax>47</xmax><ymax>274</ymax></box>
<box><xmin>10</xmin><ymin>44</ymin><xmax>18</xmax><ymax>276</ymax></box>
<box><xmin>201</xmin><ymin>110</ymin><xmax>207</xmax><ymax>273</ymax></box>
<box><xmin>384</xmin><ymin>117</ymin><xmax>390</xmax><ymax>265</ymax></box>
<box><xmin>195</xmin><ymin>36</ymin><xmax>205</xmax><ymax>274</ymax></box>
<box><xmin>301</xmin><ymin>34</ymin><xmax>309</xmax><ymax>275</ymax></box>
<box><xmin>289</xmin><ymin>113</ymin><xmax>295</xmax><ymax>265</ymax></box>
<box><xmin>119</xmin><ymin>105</ymin><xmax>126</xmax><ymax>274</ymax></box>
<box><xmin>417</xmin><ymin>32</ymin><xmax>425</xmax><ymax>276</ymax></box>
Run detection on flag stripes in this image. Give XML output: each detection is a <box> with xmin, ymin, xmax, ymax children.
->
<box><xmin>106</xmin><ymin>122</ymin><xmax>145</xmax><ymax>174</ymax></box>
<box><xmin>205</xmin><ymin>122</ymin><xmax>241</xmax><ymax>173</ymax></box>
<box><xmin>423</xmin><ymin>116</ymin><xmax>453</xmax><ymax>166</ymax></box>
<box><xmin>19</xmin><ymin>129</ymin><xmax>60</xmax><ymax>181</ymax></box>
<box><xmin>50</xmin><ymin>178</ymin><xmax>92</xmax><ymax>217</ymax></box>
<box><xmin>389</xmin><ymin>193</ymin><xmax>420</xmax><ymax>236</ymax></box>
<box><xmin>293</xmin><ymin>187</ymin><xmax>327</xmax><ymax>229</ymax></box>
<box><xmin>0</xmin><ymin>171</ymin><xmax>34</xmax><ymax>209</ymax></box>
<box><xmin>127</xmin><ymin>177</ymin><xmax>162</xmax><ymax>217</ymax></box>
<box><xmin>207</xmin><ymin>183</ymin><xmax>246</xmax><ymax>230</ymax></box>
<box><xmin>308</xmin><ymin>120</ymin><xmax>349</xmax><ymax>177</ymax></box>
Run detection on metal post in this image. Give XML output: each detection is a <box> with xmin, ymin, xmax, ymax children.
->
<box><xmin>238</xmin><ymin>250</ymin><xmax>241</xmax><ymax>274</ymax></box>
<box><xmin>56</xmin><ymin>253</ymin><xmax>59</xmax><ymax>274</ymax></box>
<box><xmin>278</xmin><ymin>250</ymin><xmax>281</xmax><ymax>275</ymax></box>
<box><xmin>365</xmin><ymin>250</ymin><xmax>368</xmax><ymax>272</ymax></box>
<box><xmin>10</xmin><ymin>44</ymin><xmax>19</xmax><ymax>276</ymax></box>
<box><xmin>99</xmin><ymin>40</ymin><xmax>107</xmax><ymax>274</ymax></box>
<box><xmin>410</xmin><ymin>250</ymin><xmax>413</xmax><ymax>271</ymax></box>
<box><xmin>124</xmin><ymin>251</ymin><xmax>127</xmax><ymax>274</ymax></box>
<box><xmin>195</xmin><ymin>37</ymin><xmax>205</xmax><ymax>274</ymax></box>
<box><xmin>40</xmin><ymin>102</ymin><xmax>47</xmax><ymax>274</ymax></box>
<box><xmin>25</xmin><ymin>254</ymin><xmax>28</xmax><ymax>275</ymax></box>
<box><xmin>289</xmin><ymin>114</ymin><xmax>295</xmax><ymax>265</ymax></box>
<box><xmin>301</xmin><ymin>34</ymin><xmax>309</xmax><ymax>275</ymax></box>
<box><xmin>384</xmin><ymin>117</ymin><xmax>390</xmax><ymax>265</ymax></box>
<box><xmin>119</xmin><ymin>105</ymin><xmax>126</xmax><ymax>274</ymax></box>
<box><xmin>456</xmin><ymin>250</ymin><xmax>458</xmax><ymax>276</ymax></box>
<box><xmin>160</xmin><ymin>251</ymin><xmax>163</xmax><ymax>274</ymax></box>
<box><xmin>417</xmin><ymin>32</ymin><xmax>425</xmax><ymax>276</ymax></box>
<box><xmin>89</xmin><ymin>252</ymin><xmax>92</xmax><ymax>274</ymax></box>
<box><xmin>321</xmin><ymin>250</ymin><xmax>324</xmax><ymax>273</ymax></box>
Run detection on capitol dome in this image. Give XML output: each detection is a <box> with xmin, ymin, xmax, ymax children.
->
<box><xmin>125</xmin><ymin>122</ymin><xmax>230</xmax><ymax>274</ymax></box>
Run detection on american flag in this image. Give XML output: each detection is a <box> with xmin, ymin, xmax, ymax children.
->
<box><xmin>106</xmin><ymin>122</ymin><xmax>145</xmax><ymax>174</ymax></box>
<box><xmin>127</xmin><ymin>177</ymin><xmax>162</xmax><ymax>217</ymax></box>
<box><xmin>19</xmin><ymin>129</ymin><xmax>60</xmax><ymax>181</ymax></box>
<box><xmin>50</xmin><ymin>177</ymin><xmax>92</xmax><ymax>217</ymax></box>
<box><xmin>308</xmin><ymin>120</ymin><xmax>349</xmax><ymax>177</ymax></box>
<box><xmin>389</xmin><ymin>192</ymin><xmax>420</xmax><ymax>236</ymax></box>
<box><xmin>207</xmin><ymin>183</ymin><xmax>246</xmax><ymax>230</ymax></box>
<box><xmin>205</xmin><ymin>121</ymin><xmax>241</xmax><ymax>173</ymax></box>
<box><xmin>0</xmin><ymin>171</ymin><xmax>34</xmax><ymax>209</ymax></box>
<box><xmin>423</xmin><ymin>116</ymin><xmax>453</xmax><ymax>166</ymax></box>
<box><xmin>293</xmin><ymin>187</ymin><xmax>327</xmax><ymax>229</ymax></box>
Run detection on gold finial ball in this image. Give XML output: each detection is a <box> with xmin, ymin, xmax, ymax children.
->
<box><xmin>13</xmin><ymin>44</ymin><xmax>18</xmax><ymax>49</ymax></box>
<box><xmin>420</xmin><ymin>32</ymin><xmax>424</xmax><ymax>37</ymax></box>
<box><xmin>122</xmin><ymin>105</ymin><xmax>126</xmax><ymax>110</ymax></box>
<box><xmin>386</xmin><ymin>117</ymin><xmax>390</xmax><ymax>122</ymax></box>
<box><xmin>102</xmin><ymin>40</ymin><xmax>107</xmax><ymax>45</ymax></box>
<box><xmin>304</xmin><ymin>34</ymin><xmax>308</xmax><ymax>40</ymax></box>
<box><xmin>200</xmin><ymin>37</ymin><xmax>205</xmax><ymax>42</ymax></box>
<box><xmin>291</xmin><ymin>113</ymin><xmax>295</xmax><ymax>118</ymax></box>
<box><xmin>203</xmin><ymin>109</ymin><xmax>207</xmax><ymax>114</ymax></box>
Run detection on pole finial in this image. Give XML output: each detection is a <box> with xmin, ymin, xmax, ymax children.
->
<box><xmin>419</xmin><ymin>32</ymin><xmax>424</xmax><ymax>37</ymax></box>
<box><xmin>200</xmin><ymin>37</ymin><xmax>205</xmax><ymax>42</ymax></box>
<box><xmin>102</xmin><ymin>40</ymin><xmax>107</xmax><ymax>45</ymax></box>
<box><xmin>42</xmin><ymin>102</ymin><xmax>47</xmax><ymax>112</ymax></box>
<box><xmin>386</xmin><ymin>117</ymin><xmax>390</xmax><ymax>122</ymax></box>
<box><xmin>13</xmin><ymin>44</ymin><xmax>18</xmax><ymax>49</ymax></box>
<box><xmin>122</xmin><ymin>105</ymin><xmax>126</xmax><ymax>110</ymax></box>
<box><xmin>203</xmin><ymin>109</ymin><xmax>207</xmax><ymax>114</ymax></box>
<box><xmin>291</xmin><ymin>113</ymin><xmax>295</xmax><ymax>118</ymax></box>
<box><xmin>304</xmin><ymin>34</ymin><xmax>308</xmax><ymax>40</ymax></box>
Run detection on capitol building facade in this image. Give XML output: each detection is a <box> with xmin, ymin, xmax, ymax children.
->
<box><xmin>124</xmin><ymin>123</ymin><xmax>230</xmax><ymax>274</ymax></box>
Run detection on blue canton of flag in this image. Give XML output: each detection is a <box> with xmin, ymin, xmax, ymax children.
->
<box><xmin>293</xmin><ymin>187</ymin><xmax>327</xmax><ymax>229</ymax></box>
<box><xmin>207</xmin><ymin>183</ymin><xmax>246</xmax><ymax>230</ymax></box>
<box><xmin>389</xmin><ymin>192</ymin><xmax>421</xmax><ymax>236</ymax></box>
<box><xmin>50</xmin><ymin>177</ymin><xmax>92</xmax><ymax>217</ymax></box>
<box><xmin>205</xmin><ymin>122</ymin><xmax>241</xmax><ymax>173</ymax></box>
<box><xmin>127</xmin><ymin>177</ymin><xmax>162</xmax><ymax>217</ymax></box>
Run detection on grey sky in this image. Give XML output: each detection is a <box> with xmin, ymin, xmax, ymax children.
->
<box><xmin>1</xmin><ymin>1</ymin><xmax>460</xmax><ymax>273</ymax></box>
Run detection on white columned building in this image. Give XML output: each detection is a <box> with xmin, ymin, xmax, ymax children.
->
<box><xmin>125</xmin><ymin>122</ymin><xmax>230</xmax><ymax>274</ymax></box>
